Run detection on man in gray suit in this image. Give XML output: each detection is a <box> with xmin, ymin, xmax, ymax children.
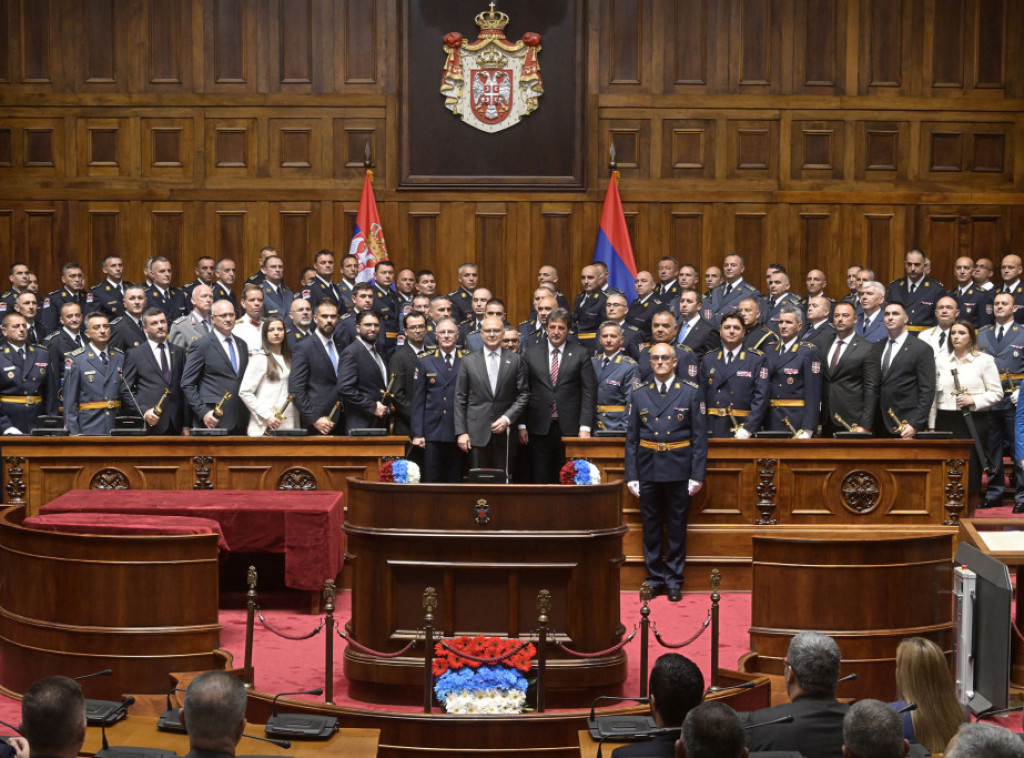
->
<box><xmin>455</xmin><ymin>315</ymin><xmax>529</xmax><ymax>480</ymax></box>
<box><xmin>181</xmin><ymin>299</ymin><xmax>249</xmax><ymax>433</ymax></box>
<box><xmin>169</xmin><ymin>284</ymin><xmax>215</xmax><ymax>347</ymax></box>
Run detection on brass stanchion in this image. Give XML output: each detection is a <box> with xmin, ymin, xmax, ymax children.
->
<box><xmin>323</xmin><ymin>579</ymin><xmax>336</xmax><ymax>704</ymax></box>
<box><xmin>710</xmin><ymin>569</ymin><xmax>721</xmax><ymax>690</ymax></box>
<box><xmin>536</xmin><ymin>590</ymin><xmax>551</xmax><ymax>713</ymax></box>
<box><xmin>639</xmin><ymin>582</ymin><xmax>652</xmax><ymax>698</ymax></box>
<box><xmin>423</xmin><ymin>587</ymin><xmax>437</xmax><ymax>713</ymax></box>
<box><xmin>244</xmin><ymin>566</ymin><xmax>258</xmax><ymax>687</ymax></box>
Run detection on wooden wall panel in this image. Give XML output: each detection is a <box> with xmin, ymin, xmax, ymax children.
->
<box><xmin>336</xmin><ymin>0</ymin><xmax>378</xmax><ymax>87</ymax></box>
<box><xmin>858</xmin><ymin>0</ymin><xmax>910</xmax><ymax>94</ymax></box>
<box><xmin>142</xmin><ymin>0</ymin><xmax>190</xmax><ymax>89</ymax></box>
<box><xmin>603</xmin><ymin>0</ymin><xmax>645</xmax><ymax>89</ymax></box>
<box><xmin>203</xmin><ymin>0</ymin><xmax>256</xmax><ymax>91</ymax></box>
<box><xmin>662</xmin><ymin>0</ymin><xmax>713</xmax><ymax>91</ymax></box>
<box><xmin>791</xmin><ymin>0</ymin><xmax>843</xmax><ymax>94</ymax></box>
<box><xmin>21</xmin><ymin>0</ymin><xmax>57</xmax><ymax>84</ymax></box>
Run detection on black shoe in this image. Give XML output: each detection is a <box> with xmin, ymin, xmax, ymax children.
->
<box><xmin>667</xmin><ymin>587</ymin><xmax>682</xmax><ymax>602</ymax></box>
<box><xmin>978</xmin><ymin>499</ymin><xmax>1001</xmax><ymax>509</ymax></box>
<box><xmin>1013</xmin><ymin>503</ymin><xmax>1024</xmax><ymax>514</ymax></box>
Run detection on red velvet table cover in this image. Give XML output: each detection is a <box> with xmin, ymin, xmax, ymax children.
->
<box><xmin>39</xmin><ymin>490</ymin><xmax>344</xmax><ymax>591</ymax></box>
<box><xmin>23</xmin><ymin>512</ymin><xmax>230</xmax><ymax>551</ymax></box>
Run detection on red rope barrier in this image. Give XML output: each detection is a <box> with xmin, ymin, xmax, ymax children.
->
<box><xmin>557</xmin><ymin>627</ymin><xmax>637</xmax><ymax>658</ymax></box>
<box><xmin>257</xmin><ymin>611</ymin><xmax>324</xmax><ymax>640</ymax></box>
<box><xmin>337</xmin><ymin>627</ymin><xmax>418</xmax><ymax>659</ymax></box>
<box><xmin>652</xmin><ymin>609</ymin><xmax>711</xmax><ymax>649</ymax></box>
<box><xmin>437</xmin><ymin>639</ymin><xmax>533</xmax><ymax>665</ymax></box>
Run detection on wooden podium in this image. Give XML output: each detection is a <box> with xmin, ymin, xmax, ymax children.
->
<box><xmin>342</xmin><ymin>478</ymin><xmax>628</xmax><ymax>703</ymax></box>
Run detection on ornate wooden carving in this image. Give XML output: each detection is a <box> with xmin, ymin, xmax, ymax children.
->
<box><xmin>4</xmin><ymin>456</ymin><xmax>26</xmax><ymax>504</ymax></box>
<box><xmin>754</xmin><ymin>458</ymin><xmax>778</xmax><ymax>525</ymax></box>
<box><xmin>277</xmin><ymin>467</ymin><xmax>317</xmax><ymax>491</ymax></box>
<box><xmin>943</xmin><ymin>458</ymin><xmax>966</xmax><ymax>526</ymax></box>
<box><xmin>193</xmin><ymin>456</ymin><xmax>214</xmax><ymax>490</ymax></box>
<box><xmin>90</xmin><ymin>468</ymin><xmax>130</xmax><ymax>490</ymax></box>
<box><xmin>840</xmin><ymin>470</ymin><xmax>880</xmax><ymax>514</ymax></box>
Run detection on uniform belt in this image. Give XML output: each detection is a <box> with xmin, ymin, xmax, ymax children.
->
<box><xmin>1</xmin><ymin>395</ymin><xmax>42</xmax><ymax>404</ymax></box>
<box><xmin>640</xmin><ymin>439</ymin><xmax>690</xmax><ymax>451</ymax></box>
<box><xmin>906</xmin><ymin>325</ymin><xmax>927</xmax><ymax>332</ymax></box>
<box><xmin>577</xmin><ymin>332</ymin><xmax>596</xmax><ymax>340</ymax></box>
<box><xmin>770</xmin><ymin>399</ymin><xmax>805</xmax><ymax>407</ymax></box>
<box><xmin>708</xmin><ymin>408</ymin><xmax>749</xmax><ymax>417</ymax></box>
<box><xmin>78</xmin><ymin>400</ymin><xmax>121</xmax><ymax>411</ymax></box>
<box><xmin>385</xmin><ymin>331</ymin><xmax>398</xmax><ymax>339</ymax></box>
<box><xmin>596</xmin><ymin>404</ymin><xmax>626</xmax><ymax>412</ymax></box>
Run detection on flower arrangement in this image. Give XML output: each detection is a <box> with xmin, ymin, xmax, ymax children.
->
<box><xmin>433</xmin><ymin>635</ymin><xmax>535</xmax><ymax>714</ymax></box>
<box><xmin>559</xmin><ymin>458</ymin><xmax>602</xmax><ymax>485</ymax></box>
<box><xmin>378</xmin><ymin>458</ymin><xmax>421</xmax><ymax>483</ymax></box>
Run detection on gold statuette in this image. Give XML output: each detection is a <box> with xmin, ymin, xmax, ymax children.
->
<box><xmin>726</xmin><ymin>404</ymin><xmax>742</xmax><ymax>434</ymax></box>
<box><xmin>832</xmin><ymin>412</ymin><xmax>854</xmax><ymax>432</ymax></box>
<box><xmin>274</xmin><ymin>394</ymin><xmax>295</xmax><ymax>421</ymax></box>
<box><xmin>213</xmin><ymin>391</ymin><xmax>232</xmax><ymax>418</ymax></box>
<box><xmin>152</xmin><ymin>388</ymin><xmax>171</xmax><ymax>419</ymax></box>
<box><xmin>886</xmin><ymin>407</ymin><xmax>908</xmax><ymax>434</ymax></box>
<box><xmin>770</xmin><ymin>400</ymin><xmax>801</xmax><ymax>438</ymax></box>
<box><xmin>326</xmin><ymin>401</ymin><xmax>342</xmax><ymax>424</ymax></box>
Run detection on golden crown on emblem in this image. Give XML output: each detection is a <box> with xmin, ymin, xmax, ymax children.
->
<box><xmin>478</xmin><ymin>47</ymin><xmax>509</xmax><ymax>69</ymax></box>
<box><xmin>476</xmin><ymin>2</ymin><xmax>510</xmax><ymax>30</ymax></box>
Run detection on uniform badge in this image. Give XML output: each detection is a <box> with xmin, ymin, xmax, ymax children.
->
<box><xmin>606</xmin><ymin>379</ymin><xmax>620</xmax><ymax>386</ymax></box>
<box><xmin>699</xmin><ymin>402</ymin><xmax>706</xmax><ymax>415</ymax></box>
<box><xmin>0</xmin><ymin>303</ymin><xmax>6</xmax><ymax>312</ymax></box>
<box><xmin>811</xmin><ymin>362</ymin><xmax>820</xmax><ymax>373</ymax></box>
<box><xmin>784</xmin><ymin>368</ymin><xmax>799</xmax><ymax>374</ymax></box>
<box><xmin>86</xmin><ymin>293</ymin><xmax>94</xmax><ymax>303</ymax></box>
<box><xmin>760</xmin><ymin>367</ymin><xmax>768</xmax><ymax>379</ymax></box>
<box><xmin>787</xmin><ymin>377</ymin><xmax>794</xmax><ymax>385</ymax></box>
<box><xmin>64</xmin><ymin>357</ymin><xmax>73</xmax><ymax>370</ymax></box>
<box><xmin>5</xmin><ymin>371</ymin><xmax>13</xmax><ymax>379</ymax></box>
<box><xmin>687</xmin><ymin>364</ymin><xmax>697</xmax><ymax>377</ymax></box>
<box><xmin>43</xmin><ymin>298</ymin><xmax>51</xmax><ymax>309</ymax></box>
<box><xmin>441</xmin><ymin>5</ymin><xmax>543</xmax><ymax>134</ymax></box>
<box><xmin>396</xmin><ymin>334</ymin><xmax>406</xmax><ymax>346</ymax></box>
<box><xmin>301</xmin><ymin>290</ymin><xmax>311</xmax><ymax>299</ymax></box>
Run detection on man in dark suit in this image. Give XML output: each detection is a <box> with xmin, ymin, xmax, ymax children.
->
<box><xmin>680</xmin><ymin>702</ymin><xmax>753</xmax><ymax>758</ymax></box>
<box><xmin>455</xmin><ymin>315</ymin><xmax>530</xmax><ymax>479</ymax></box>
<box><xmin>179</xmin><ymin>671</ymin><xmax>246</xmax><ymax>758</ymax></box>
<box><xmin>611</xmin><ymin>654</ymin><xmax>704</xmax><ymax>758</ymax></box>
<box><xmin>519</xmin><ymin>308</ymin><xmax>596</xmax><ymax>483</ymax></box>
<box><xmin>675</xmin><ymin>288</ymin><xmax>720</xmax><ymax>355</ymax></box>
<box><xmin>886</xmin><ymin>248</ymin><xmax>944</xmax><ymax>332</ymax></box>
<box><xmin>637</xmin><ymin>310</ymin><xmax>699</xmax><ymax>384</ymax></box>
<box><xmin>108</xmin><ymin>285</ymin><xmax>148</xmax><ymax>353</ymax></box>
<box><xmin>120</xmin><ymin>307</ymin><xmax>186</xmax><ymax>435</ymax></box>
<box><xmin>873</xmin><ymin>303</ymin><xmax>936</xmax><ymax>438</ymax></box>
<box><xmin>743</xmin><ymin>631</ymin><xmax>849</xmax><ymax>757</ymax></box>
<box><xmin>336</xmin><ymin>310</ymin><xmax>389</xmax><ymax>433</ymax></box>
<box><xmin>181</xmin><ymin>299</ymin><xmax>249</xmax><ymax>433</ymax></box>
<box><xmin>12</xmin><ymin>291</ymin><xmax>47</xmax><ymax>346</ymax></box>
<box><xmin>625</xmin><ymin>342</ymin><xmax>707</xmax><ymax>601</ymax></box>
<box><xmin>411</xmin><ymin>318</ymin><xmax>465</xmax><ymax>483</ymax></box>
<box><xmin>288</xmin><ymin>300</ymin><xmax>343</xmax><ymax>435</ymax></box>
<box><xmin>821</xmin><ymin>301</ymin><xmax>879</xmax><ymax>437</ymax></box>
<box><xmin>856</xmin><ymin>281</ymin><xmax>889</xmax><ymax>343</ymax></box>
<box><xmin>801</xmin><ymin>295</ymin><xmax>836</xmax><ymax>353</ymax></box>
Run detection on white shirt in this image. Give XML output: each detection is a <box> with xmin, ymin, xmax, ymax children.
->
<box><xmin>880</xmin><ymin>331</ymin><xmax>909</xmax><ymax>369</ymax></box>
<box><xmin>232</xmin><ymin>319</ymin><xmax>262</xmax><ymax>353</ymax></box>
<box><xmin>928</xmin><ymin>350</ymin><xmax>1003</xmax><ymax>427</ymax></box>
<box><xmin>147</xmin><ymin>338</ymin><xmax>171</xmax><ymax>368</ymax></box>
<box><xmin>358</xmin><ymin>338</ymin><xmax>387</xmax><ymax>383</ymax></box>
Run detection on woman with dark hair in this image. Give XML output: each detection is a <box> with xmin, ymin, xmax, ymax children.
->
<box><xmin>238</xmin><ymin>315</ymin><xmax>298</xmax><ymax>436</ymax></box>
<box><xmin>890</xmin><ymin>637</ymin><xmax>969</xmax><ymax>753</ymax></box>
<box><xmin>928</xmin><ymin>318</ymin><xmax>1001</xmax><ymax>499</ymax></box>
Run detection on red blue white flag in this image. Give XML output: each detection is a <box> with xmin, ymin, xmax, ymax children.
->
<box><xmin>592</xmin><ymin>173</ymin><xmax>637</xmax><ymax>303</ymax></box>
<box><xmin>349</xmin><ymin>170</ymin><xmax>389</xmax><ymax>283</ymax></box>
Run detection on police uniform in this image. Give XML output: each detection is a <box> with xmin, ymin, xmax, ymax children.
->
<box><xmin>168</xmin><ymin>312</ymin><xmax>211</xmax><ymax>348</ymax></box>
<box><xmin>700</xmin><ymin>347</ymin><xmax>770</xmax><ymax>438</ymax></box>
<box><xmin>88</xmin><ymin>280</ymin><xmax>127</xmax><ymax>318</ymax></box>
<box><xmin>144</xmin><ymin>283</ymin><xmax>189</xmax><ymax>322</ymax></box>
<box><xmin>658</xmin><ymin>280</ymin><xmax>680</xmax><ymax>301</ymax></box>
<box><xmin>63</xmin><ymin>345</ymin><xmax>124</xmax><ymax>435</ymax></box>
<box><xmin>244</xmin><ymin>270</ymin><xmax>266</xmax><ymax>287</ymax></box>
<box><xmin>886</xmin><ymin>276</ymin><xmax>944</xmax><ymax>331</ymax></box>
<box><xmin>573</xmin><ymin>289</ymin><xmax>608</xmax><ymax>341</ymax></box>
<box><xmin>411</xmin><ymin>348</ymin><xmax>466</xmax><ymax>483</ymax></box>
<box><xmin>337</xmin><ymin>279</ymin><xmax>356</xmax><ymax>310</ymax></box>
<box><xmin>761</xmin><ymin>292</ymin><xmax>805</xmax><ymax>334</ymax></box>
<box><xmin>765</xmin><ymin>341</ymin><xmax>823</xmax><ymax>434</ymax></box>
<box><xmin>977</xmin><ymin>322</ymin><xmax>1024</xmax><ymax>507</ymax></box>
<box><xmin>624</xmin><ymin>378</ymin><xmax>708</xmax><ymax>594</ymax></box>
<box><xmin>0</xmin><ymin>343</ymin><xmax>57</xmax><ymax>433</ymax></box>
<box><xmin>704</xmin><ymin>279</ymin><xmax>760</xmax><ymax>326</ymax></box>
<box><xmin>40</xmin><ymin>287</ymin><xmax>90</xmax><ymax>333</ymax></box>
<box><xmin>0</xmin><ymin>288</ymin><xmax>27</xmax><ymax>313</ymax></box>
<box><xmin>592</xmin><ymin>352</ymin><xmax>637</xmax><ymax>433</ymax></box>
<box><xmin>989</xmin><ymin>281</ymin><xmax>1024</xmax><ymax>325</ymax></box>
<box><xmin>625</xmin><ymin>294</ymin><xmax>664</xmax><ymax>339</ymax></box>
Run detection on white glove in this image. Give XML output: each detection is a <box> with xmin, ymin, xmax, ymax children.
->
<box><xmin>3</xmin><ymin>427</ymin><xmax>23</xmax><ymax>435</ymax></box>
<box><xmin>734</xmin><ymin>427</ymin><xmax>751</xmax><ymax>439</ymax></box>
<box><xmin>627</xmin><ymin>481</ymin><xmax>640</xmax><ymax>498</ymax></box>
<box><xmin>1012</xmin><ymin>389</ymin><xmax>1019</xmax><ymax>405</ymax></box>
<box><xmin>688</xmin><ymin>480</ymin><xmax>703</xmax><ymax>496</ymax></box>
<box><xmin>797</xmin><ymin>429</ymin><xmax>812</xmax><ymax>439</ymax></box>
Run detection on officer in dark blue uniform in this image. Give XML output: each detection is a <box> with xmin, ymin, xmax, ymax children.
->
<box><xmin>145</xmin><ymin>257</ymin><xmax>189</xmax><ymax>322</ymax></box>
<box><xmin>637</xmin><ymin>310</ymin><xmax>699</xmax><ymax>384</ymax></box>
<box><xmin>601</xmin><ymin>293</ymin><xmax>647</xmax><ymax>359</ymax></box>
<box><xmin>886</xmin><ymin>249</ymin><xmax>944</xmax><ymax>332</ymax></box>
<box><xmin>949</xmin><ymin>255</ymin><xmax>992</xmax><ymax>327</ymax></box>
<box><xmin>87</xmin><ymin>255</ymin><xmax>129</xmax><ymax>319</ymax></box>
<box><xmin>591</xmin><ymin>321</ymin><xmax>638</xmax><ymax>433</ymax></box>
<box><xmin>700</xmin><ymin>313</ymin><xmax>770</xmax><ymax>438</ymax></box>
<box><xmin>370</xmin><ymin>260</ymin><xmax>400</xmax><ymax>350</ymax></box>
<box><xmin>447</xmin><ymin>263</ymin><xmax>478</xmax><ymax>324</ymax></box>
<box><xmin>62</xmin><ymin>312</ymin><xmax>124</xmax><ymax>435</ymax></box>
<box><xmin>764</xmin><ymin>307</ymin><xmax>823</xmax><ymax>437</ymax></box>
<box><xmin>625</xmin><ymin>342</ymin><xmax>708</xmax><ymax>602</ymax></box>
<box><xmin>573</xmin><ymin>265</ymin><xmax>608</xmax><ymax>340</ymax></box>
<box><xmin>0</xmin><ymin>312</ymin><xmax>57</xmax><ymax>434</ymax></box>
<box><xmin>0</xmin><ymin>262</ymin><xmax>31</xmax><ymax>313</ymax></box>
<box><xmin>704</xmin><ymin>254</ymin><xmax>761</xmax><ymax>326</ymax></box>
<box><xmin>40</xmin><ymin>262</ymin><xmax>91</xmax><ymax>333</ymax></box>
<box><xmin>410</xmin><ymin>318</ymin><xmax>465</xmax><ymax>483</ymax></box>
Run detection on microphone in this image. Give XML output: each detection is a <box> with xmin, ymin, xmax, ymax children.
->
<box><xmin>271</xmin><ymin>688</ymin><xmax>323</xmax><ymax>718</ymax></box>
<box><xmin>75</xmin><ymin>668</ymin><xmax>114</xmax><ymax>680</ymax></box>
<box><xmin>96</xmin><ymin>705</ymin><xmax>176</xmax><ymax>758</ymax></box>
<box><xmin>156</xmin><ymin>688</ymin><xmax>188</xmax><ymax>733</ymax></box>
<box><xmin>117</xmin><ymin>367</ymin><xmax>145</xmax><ymax>417</ymax></box>
<box><xmin>242</xmin><ymin>733</ymin><xmax>291</xmax><ymax>749</ymax></box>
<box><xmin>586</xmin><ymin>696</ymin><xmax>656</xmax><ymax>742</ymax></box>
<box><xmin>264</xmin><ymin>688</ymin><xmax>337</xmax><ymax>740</ymax></box>
<box><xmin>76</xmin><ymin>671</ymin><xmax>130</xmax><ymax>727</ymax></box>
<box><xmin>745</xmin><ymin>714</ymin><xmax>795</xmax><ymax>730</ymax></box>
<box><xmin>896</xmin><ymin>702</ymin><xmax>918</xmax><ymax>715</ymax></box>
<box><xmin>703</xmin><ymin>680</ymin><xmax>757</xmax><ymax>699</ymax></box>
<box><xmin>979</xmin><ymin>703</ymin><xmax>1023</xmax><ymax>720</ymax></box>
<box><xmin>837</xmin><ymin>673</ymin><xmax>857</xmax><ymax>684</ymax></box>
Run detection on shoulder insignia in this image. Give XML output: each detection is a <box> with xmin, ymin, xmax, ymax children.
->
<box><xmin>622</xmin><ymin>356</ymin><xmax>636</xmax><ymax>365</ymax></box>
<box><xmin>69</xmin><ymin>347</ymin><xmax>85</xmax><ymax>357</ymax></box>
<box><xmin>111</xmin><ymin>347</ymin><xmax>123</xmax><ymax>354</ymax></box>
<box><xmin>684</xmin><ymin>380</ymin><xmax>698</xmax><ymax>389</ymax></box>
<box><xmin>235</xmin><ymin>317</ymin><xmax>244</xmax><ymax>324</ymax></box>
<box><xmin>648</xmin><ymin>382</ymin><xmax>657</xmax><ymax>390</ymax></box>
<box><xmin>625</xmin><ymin>324</ymin><xmax>640</xmax><ymax>333</ymax></box>
<box><xmin>1</xmin><ymin>348</ymin><xmax>7</xmax><ymax>354</ymax></box>
<box><xmin>748</xmin><ymin>348</ymin><xmax>765</xmax><ymax>356</ymax></box>
<box><xmin>172</xmin><ymin>315</ymin><xmax>188</xmax><ymax>325</ymax></box>
<box><xmin>109</xmin><ymin>316</ymin><xmax>123</xmax><ymax>325</ymax></box>
<box><xmin>45</xmin><ymin>330</ymin><xmax>61</xmax><ymax>340</ymax></box>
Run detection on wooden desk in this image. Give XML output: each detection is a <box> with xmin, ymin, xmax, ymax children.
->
<box><xmin>2</xmin><ymin>436</ymin><xmax>406</xmax><ymax>515</ymax></box>
<box><xmin>568</xmin><ymin>437</ymin><xmax>971</xmax><ymax>590</ymax></box>
<box><xmin>81</xmin><ymin>715</ymin><xmax>379</xmax><ymax>757</ymax></box>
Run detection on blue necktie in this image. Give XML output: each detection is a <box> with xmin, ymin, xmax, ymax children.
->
<box><xmin>327</xmin><ymin>340</ymin><xmax>338</xmax><ymax>375</ymax></box>
<box><xmin>226</xmin><ymin>337</ymin><xmax>238</xmax><ymax>373</ymax></box>
<box><xmin>678</xmin><ymin>321</ymin><xmax>690</xmax><ymax>345</ymax></box>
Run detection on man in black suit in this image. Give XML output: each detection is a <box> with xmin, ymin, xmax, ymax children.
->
<box><xmin>120</xmin><ymin>307</ymin><xmax>186</xmax><ymax>435</ymax></box>
<box><xmin>108</xmin><ymin>285</ymin><xmax>148</xmax><ymax>353</ymax></box>
<box><xmin>874</xmin><ymin>303</ymin><xmax>936</xmax><ymax>438</ymax></box>
<box><xmin>743</xmin><ymin>631</ymin><xmax>849</xmax><ymax>757</ymax></box>
<box><xmin>519</xmin><ymin>308</ymin><xmax>596</xmax><ymax>483</ymax></box>
<box><xmin>821</xmin><ymin>301</ymin><xmax>879</xmax><ymax>437</ymax></box>
<box><xmin>336</xmin><ymin>310</ymin><xmax>388</xmax><ymax>433</ymax></box>
<box><xmin>455</xmin><ymin>315</ymin><xmax>530</xmax><ymax>478</ymax></box>
<box><xmin>181</xmin><ymin>299</ymin><xmax>249</xmax><ymax>433</ymax></box>
<box><xmin>611</xmin><ymin>654</ymin><xmax>704</xmax><ymax>758</ymax></box>
<box><xmin>675</xmin><ymin>287</ymin><xmax>720</xmax><ymax>355</ymax></box>
<box><xmin>179</xmin><ymin>671</ymin><xmax>246</xmax><ymax>758</ymax></box>
<box><xmin>289</xmin><ymin>300</ymin><xmax>343</xmax><ymax>435</ymax></box>
<box><xmin>212</xmin><ymin>258</ymin><xmax>238</xmax><ymax>311</ymax></box>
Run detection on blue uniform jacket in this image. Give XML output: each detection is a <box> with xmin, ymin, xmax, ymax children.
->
<box><xmin>624</xmin><ymin>380</ymin><xmax>708</xmax><ymax>483</ymax></box>
<box><xmin>765</xmin><ymin>342</ymin><xmax>823</xmax><ymax>433</ymax></box>
<box><xmin>592</xmin><ymin>352</ymin><xmax>638</xmax><ymax>432</ymax></box>
<box><xmin>411</xmin><ymin>349</ymin><xmax>462</xmax><ymax>442</ymax></box>
<box><xmin>0</xmin><ymin>344</ymin><xmax>58</xmax><ymax>432</ymax></box>
<box><xmin>700</xmin><ymin>348</ymin><xmax>770</xmax><ymax>437</ymax></box>
<box><xmin>63</xmin><ymin>346</ymin><xmax>124</xmax><ymax>435</ymax></box>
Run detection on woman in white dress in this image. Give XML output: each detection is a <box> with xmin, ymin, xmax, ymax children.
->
<box><xmin>239</xmin><ymin>316</ymin><xmax>299</xmax><ymax>436</ymax></box>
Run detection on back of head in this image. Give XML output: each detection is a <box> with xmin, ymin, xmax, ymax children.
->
<box><xmin>183</xmin><ymin>671</ymin><xmax>247</xmax><ymax>748</ymax></box>
<box><xmin>21</xmin><ymin>676</ymin><xmax>86</xmax><ymax>757</ymax></box>
<box><xmin>895</xmin><ymin>636</ymin><xmax>968</xmax><ymax>752</ymax></box>
<box><xmin>842</xmin><ymin>699</ymin><xmax>904</xmax><ymax>758</ymax></box>
<box><xmin>649</xmin><ymin>653</ymin><xmax>705</xmax><ymax>727</ymax></box>
<box><xmin>681</xmin><ymin>701</ymin><xmax>745</xmax><ymax>758</ymax></box>
<box><xmin>945</xmin><ymin>722</ymin><xmax>1024</xmax><ymax>758</ymax></box>
<box><xmin>787</xmin><ymin>631</ymin><xmax>841</xmax><ymax>697</ymax></box>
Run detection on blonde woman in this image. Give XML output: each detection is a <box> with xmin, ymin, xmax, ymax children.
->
<box><xmin>239</xmin><ymin>316</ymin><xmax>299</xmax><ymax>435</ymax></box>
<box><xmin>891</xmin><ymin>637</ymin><xmax>969</xmax><ymax>753</ymax></box>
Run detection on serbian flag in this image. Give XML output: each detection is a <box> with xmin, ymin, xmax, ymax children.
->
<box><xmin>349</xmin><ymin>170</ymin><xmax>389</xmax><ymax>283</ymax></box>
<box><xmin>592</xmin><ymin>173</ymin><xmax>637</xmax><ymax>303</ymax></box>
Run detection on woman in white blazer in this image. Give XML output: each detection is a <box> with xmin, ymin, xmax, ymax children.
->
<box><xmin>239</xmin><ymin>316</ymin><xmax>299</xmax><ymax>435</ymax></box>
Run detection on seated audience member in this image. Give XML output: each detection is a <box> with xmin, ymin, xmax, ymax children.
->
<box><xmin>677</xmin><ymin>701</ymin><xmax>746</xmax><ymax>758</ymax></box>
<box><xmin>19</xmin><ymin>676</ymin><xmax>86</xmax><ymax>758</ymax></box>
<box><xmin>612</xmin><ymin>653</ymin><xmax>704</xmax><ymax>758</ymax></box>
<box><xmin>743</xmin><ymin>631</ymin><xmax>848</xmax><ymax>758</ymax></box>
<box><xmin>890</xmin><ymin>637</ymin><xmax>968</xmax><ymax>754</ymax></box>
<box><xmin>238</xmin><ymin>315</ymin><xmax>298</xmax><ymax>436</ymax></box>
<box><xmin>180</xmin><ymin>671</ymin><xmax>247</xmax><ymax>758</ymax></box>
<box><xmin>842</xmin><ymin>698</ymin><xmax>923</xmax><ymax>758</ymax></box>
<box><xmin>944</xmin><ymin>722</ymin><xmax>1024</xmax><ymax>758</ymax></box>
